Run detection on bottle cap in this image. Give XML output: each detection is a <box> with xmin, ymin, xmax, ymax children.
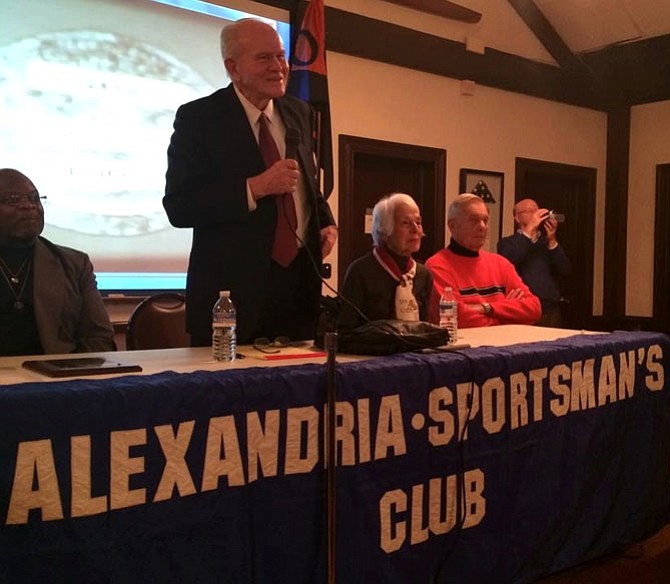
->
<box><xmin>219</xmin><ymin>290</ymin><xmax>230</xmax><ymax>298</ymax></box>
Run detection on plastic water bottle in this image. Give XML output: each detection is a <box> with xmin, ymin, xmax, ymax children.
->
<box><xmin>212</xmin><ymin>290</ymin><xmax>236</xmax><ymax>362</ymax></box>
<box><xmin>439</xmin><ymin>286</ymin><xmax>458</xmax><ymax>343</ymax></box>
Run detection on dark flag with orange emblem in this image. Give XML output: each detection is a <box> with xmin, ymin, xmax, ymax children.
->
<box><xmin>287</xmin><ymin>0</ymin><xmax>333</xmax><ymax>198</ymax></box>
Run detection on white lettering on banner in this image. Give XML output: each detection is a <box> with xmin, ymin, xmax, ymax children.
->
<box><xmin>379</xmin><ymin>469</ymin><xmax>485</xmax><ymax>553</ymax></box>
<box><xmin>428</xmin><ymin>387</ymin><xmax>455</xmax><ymax>446</ymax></box>
<box><xmin>482</xmin><ymin>377</ymin><xmax>505</xmax><ymax>435</ymax></box>
<box><xmin>110</xmin><ymin>429</ymin><xmax>147</xmax><ymax>510</ymax></box>
<box><xmin>333</xmin><ymin>401</ymin><xmax>356</xmax><ymax>467</ymax></box>
<box><xmin>456</xmin><ymin>381</ymin><xmax>480</xmax><ymax>440</ymax></box>
<box><xmin>6</xmin><ymin>440</ymin><xmax>63</xmax><ymax>524</ymax></box>
<box><xmin>619</xmin><ymin>351</ymin><xmax>635</xmax><ymax>399</ymax></box>
<box><xmin>509</xmin><ymin>372</ymin><xmax>529</xmax><ymax>429</ymax></box>
<box><xmin>202</xmin><ymin>416</ymin><xmax>246</xmax><ymax>490</ymax></box>
<box><xmin>245</xmin><ymin>410</ymin><xmax>280</xmax><ymax>483</ymax></box>
<box><xmin>2</xmin><ymin>344</ymin><xmax>665</xmax><ymax>526</ymax></box>
<box><xmin>71</xmin><ymin>435</ymin><xmax>108</xmax><ymax>517</ymax></box>
<box><xmin>357</xmin><ymin>398</ymin><xmax>372</xmax><ymax>464</ymax></box>
<box><xmin>374</xmin><ymin>395</ymin><xmax>407</xmax><ymax>460</ymax></box>
<box><xmin>323</xmin><ymin>400</ymin><xmax>373</xmax><ymax>467</ymax></box>
<box><xmin>549</xmin><ymin>364</ymin><xmax>571</xmax><ymax>417</ymax></box>
<box><xmin>599</xmin><ymin>355</ymin><xmax>618</xmax><ymax>405</ymax></box>
<box><xmin>530</xmin><ymin>368</ymin><xmax>549</xmax><ymax>422</ymax></box>
<box><xmin>570</xmin><ymin>358</ymin><xmax>596</xmax><ymax>412</ymax></box>
<box><xmin>646</xmin><ymin>344</ymin><xmax>664</xmax><ymax>391</ymax></box>
<box><xmin>3</xmin><ymin>397</ymin><xmax>410</xmax><ymax>524</ymax></box>
<box><xmin>284</xmin><ymin>406</ymin><xmax>319</xmax><ymax>475</ymax></box>
<box><xmin>154</xmin><ymin>421</ymin><xmax>197</xmax><ymax>501</ymax></box>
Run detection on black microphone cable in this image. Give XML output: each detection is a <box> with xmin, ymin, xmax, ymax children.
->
<box><xmin>277</xmin><ymin>165</ymin><xmax>483</xmax><ymax>581</ymax></box>
<box><xmin>281</xmin><ymin>125</ymin><xmax>470</xmax><ymax>353</ymax></box>
<box><xmin>280</xmin><ymin>124</ymin><xmax>485</xmax><ymax>583</ymax></box>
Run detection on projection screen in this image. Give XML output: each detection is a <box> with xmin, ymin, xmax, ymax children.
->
<box><xmin>0</xmin><ymin>0</ymin><xmax>290</xmax><ymax>291</ymax></box>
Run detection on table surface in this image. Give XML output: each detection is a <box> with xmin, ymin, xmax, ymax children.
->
<box><xmin>1</xmin><ymin>325</ymin><xmax>666</xmax><ymax>584</ymax></box>
<box><xmin>0</xmin><ymin>325</ymin><xmax>600</xmax><ymax>385</ymax></box>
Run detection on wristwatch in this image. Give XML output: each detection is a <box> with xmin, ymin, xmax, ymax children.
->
<box><xmin>482</xmin><ymin>302</ymin><xmax>493</xmax><ymax>316</ymax></box>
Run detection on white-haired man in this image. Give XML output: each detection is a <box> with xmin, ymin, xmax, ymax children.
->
<box><xmin>426</xmin><ymin>194</ymin><xmax>541</xmax><ymax>328</ymax></box>
<box><xmin>164</xmin><ymin>19</ymin><xmax>337</xmax><ymax>345</ymax></box>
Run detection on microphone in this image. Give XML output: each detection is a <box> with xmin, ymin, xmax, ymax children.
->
<box><xmin>285</xmin><ymin>127</ymin><xmax>301</xmax><ymax>160</ymax></box>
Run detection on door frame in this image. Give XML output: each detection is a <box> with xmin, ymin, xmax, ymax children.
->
<box><xmin>653</xmin><ymin>163</ymin><xmax>670</xmax><ymax>333</ymax></box>
<box><xmin>515</xmin><ymin>157</ymin><xmax>597</xmax><ymax>329</ymax></box>
<box><xmin>338</xmin><ymin>135</ymin><xmax>446</xmax><ymax>287</ymax></box>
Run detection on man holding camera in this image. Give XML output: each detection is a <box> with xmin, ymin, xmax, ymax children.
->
<box><xmin>497</xmin><ymin>198</ymin><xmax>571</xmax><ymax>327</ymax></box>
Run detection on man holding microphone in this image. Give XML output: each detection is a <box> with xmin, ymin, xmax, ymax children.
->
<box><xmin>164</xmin><ymin>19</ymin><xmax>337</xmax><ymax>345</ymax></box>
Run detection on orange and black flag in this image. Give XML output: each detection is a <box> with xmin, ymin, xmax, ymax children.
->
<box><xmin>287</xmin><ymin>0</ymin><xmax>333</xmax><ymax>198</ymax></box>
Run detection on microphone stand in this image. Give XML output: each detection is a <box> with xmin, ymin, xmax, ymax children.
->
<box><xmin>324</xmin><ymin>331</ymin><xmax>337</xmax><ymax>584</ymax></box>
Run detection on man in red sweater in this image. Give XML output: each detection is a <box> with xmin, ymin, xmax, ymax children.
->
<box><xmin>426</xmin><ymin>194</ymin><xmax>541</xmax><ymax>328</ymax></box>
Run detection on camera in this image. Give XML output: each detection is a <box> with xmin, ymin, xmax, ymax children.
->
<box><xmin>547</xmin><ymin>210</ymin><xmax>565</xmax><ymax>223</ymax></box>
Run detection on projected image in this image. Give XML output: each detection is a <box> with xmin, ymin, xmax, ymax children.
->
<box><xmin>0</xmin><ymin>30</ymin><xmax>212</xmax><ymax>237</ymax></box>
<box><xmin>0</xmin><ymin>0</ymin><xmax>290</xmax><ymax>290</ymax></box>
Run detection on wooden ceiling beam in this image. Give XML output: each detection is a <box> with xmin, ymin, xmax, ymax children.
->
<box><xmin>506</xmin><ymin>0</ymin><xmax>584</xmax><ymax>71</ymax></box>
<box><xmin>287</xmin><ymin>1</ymin><xmax>670</xmax><ymax>108</ymax></box>
<box><xmin>384</xmin><ymin>0</ymin><xmax>482</xmax><ymax>23</ymax></box>
<box><xmin>325</xmin><ymin>7</ymin><xmax>606</xmax><ymax>109</ymax></box>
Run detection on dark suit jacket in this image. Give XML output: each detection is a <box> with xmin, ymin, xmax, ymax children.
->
<box><xmin>497</xmin><ymin>231</ymin><xmax>571</xmax><ymax>310</ymax></box>
<box><xmin>33</xmin><ymin>237</ymin><xmax>115</xmax><ymax>354</ymax></box>
<box><xmin>163</xmin><ymin>85</ymin><xmax>335</xmax><ymax>343</ymax></box>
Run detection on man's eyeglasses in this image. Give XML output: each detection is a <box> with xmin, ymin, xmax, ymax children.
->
<box><xmin>253</xmin><ymin>336</ymin><xmax>291</xmax><ymax>354</ymax></box>
<box><xmin>0</xmin><ymin>192</ymin><xmax>47</xmax><ymax>207</ymax></box>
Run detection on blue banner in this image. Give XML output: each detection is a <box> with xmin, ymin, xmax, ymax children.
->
<box><xmin>0</xmin><ymin>331</ymin><xmax>668</xmax><ymax>583</ymax></box>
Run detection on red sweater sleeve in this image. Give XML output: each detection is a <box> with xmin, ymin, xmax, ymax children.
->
<box><xmin>487</xmin><ymin>260</ymin><xmax>541</xmax><ymax>325</ymax></box>
<box><xmin>426</xmin><ymin>248</ymin><xmax>541</xmax><ymax>328</ymax></box>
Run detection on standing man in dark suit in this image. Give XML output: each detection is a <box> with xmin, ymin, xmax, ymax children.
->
<box><xmin>164</xmin><ymin>18</ymin><xmax>337</xmax><ymax>346</ymax></box>
<box><xmin>0</xmin><ymin>169</ymin><xmax>115</xmax><ymax>356</ymax></box>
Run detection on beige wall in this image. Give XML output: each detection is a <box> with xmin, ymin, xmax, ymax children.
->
<box><xmin>326</xmin><ymin>52</ymin><xmax>608</xmax><ymax>314</ymax></box>
<box><xmin>627</xmin><ymin>100</ymin><xmax>670</xmax><ymax>316</ymax></box>
<box><xmin>322</xmin><ymin>1</ymin><xmax>670</xmax><ymax>320</ymax></box>
<box><xmin>328</xmin><ymin>0</ymin><xmax>557</xmax><ymax>65</ymax></box>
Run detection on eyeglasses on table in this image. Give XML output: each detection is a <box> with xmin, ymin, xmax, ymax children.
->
<box><xmin>253</xmin><ymin>336</ymin><xmax>292</xmax><ymax>354</ymax></box>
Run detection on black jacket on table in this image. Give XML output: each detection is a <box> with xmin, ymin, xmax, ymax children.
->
<box><xmin>164</xmin><ymin>85</ymin><xmax>335</xmax><ymax>343</ymax></box>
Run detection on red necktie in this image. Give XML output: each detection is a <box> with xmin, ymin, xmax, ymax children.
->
<box><xmin>258</xmin><ymin>113</ymin><xmax>298</xmax><ymax>267</ymax></box>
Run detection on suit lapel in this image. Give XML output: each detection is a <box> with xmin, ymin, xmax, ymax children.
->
<box><xmin>218</xmin><ymin>85</ymin><xmax>266</xmax><ymax>170</ymax></box>
<box><xmin>32</xmin><ymin>239</ymin><xmax>65</xmax><ymax>348</ymax></box>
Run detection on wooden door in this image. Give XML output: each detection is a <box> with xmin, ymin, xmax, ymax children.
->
<box><xmin>338</xmin><ymin>135</ymin><xmax>446</xmax><ymax>288</ymax></box>
<box><xmin>515</xmin><ymin>158</ymin><xmax>597</xmax><ymax>329</ymax></box>
<box><xmin>654</xmin><ymin>163</ymin><xmax>670</xmax><ymax>334</ymax></box>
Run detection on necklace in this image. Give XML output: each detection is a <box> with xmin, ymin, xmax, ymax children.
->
<box><xmin>0</xmin><ymin>256</ymin><xmax>30</xmax><ymax>284</ymax></box>
<box><xmin>0</xmin><ymin>257</ymin><xmax>32</xmax><ymax>311</ymax></box>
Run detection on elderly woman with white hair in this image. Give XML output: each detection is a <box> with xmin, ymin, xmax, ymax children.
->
<box><xmin>338</xmin><ymin>193</ymin><xmax>434</xmax><ymax>330</ymax></box>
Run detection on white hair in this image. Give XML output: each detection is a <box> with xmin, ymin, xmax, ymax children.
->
<box><xmin>448</xmin><ymin>193</ymin><xmax>484</xmax><ymax>220</ymax></box>
<box><xmin>371</xmin><ymin>193</ymin><xmax>419</xmax><ymax>247</ymax></box>
<box><xmin>220</xmin><ymin>18</ymin><xmax>277</xmax><ymax>61</ymax></box>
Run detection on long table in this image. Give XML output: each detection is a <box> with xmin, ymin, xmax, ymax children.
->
<box><xmin>0</xmin><ymin>326</ymin><xmax>668</xmax><ymax>583</ymax></box>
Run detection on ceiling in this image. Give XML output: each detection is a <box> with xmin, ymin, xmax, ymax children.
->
<box><xmin>321</xmin><ymin>0</ymin><xmax>670</xmax><ymax>107</ymax></box>
<box><xmin>535</xmin><ymin>0</ymin><xmax>670</xmax><ymax>54</ymax></box>
<box><xmin>390</xmin><ymin>0</ymin><xmax>670</xmax><ymax>65</ymax></box>
<box><xmin>507</xmin><ymin>0</ymin><xmax>670</xmax><ymax>105</ymax></box>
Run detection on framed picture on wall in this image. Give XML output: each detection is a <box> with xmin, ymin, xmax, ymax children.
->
<box><xmin>459</xmin><ymin>169</ymin><xmax>505</xmax><ymax>252</ymax></box>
